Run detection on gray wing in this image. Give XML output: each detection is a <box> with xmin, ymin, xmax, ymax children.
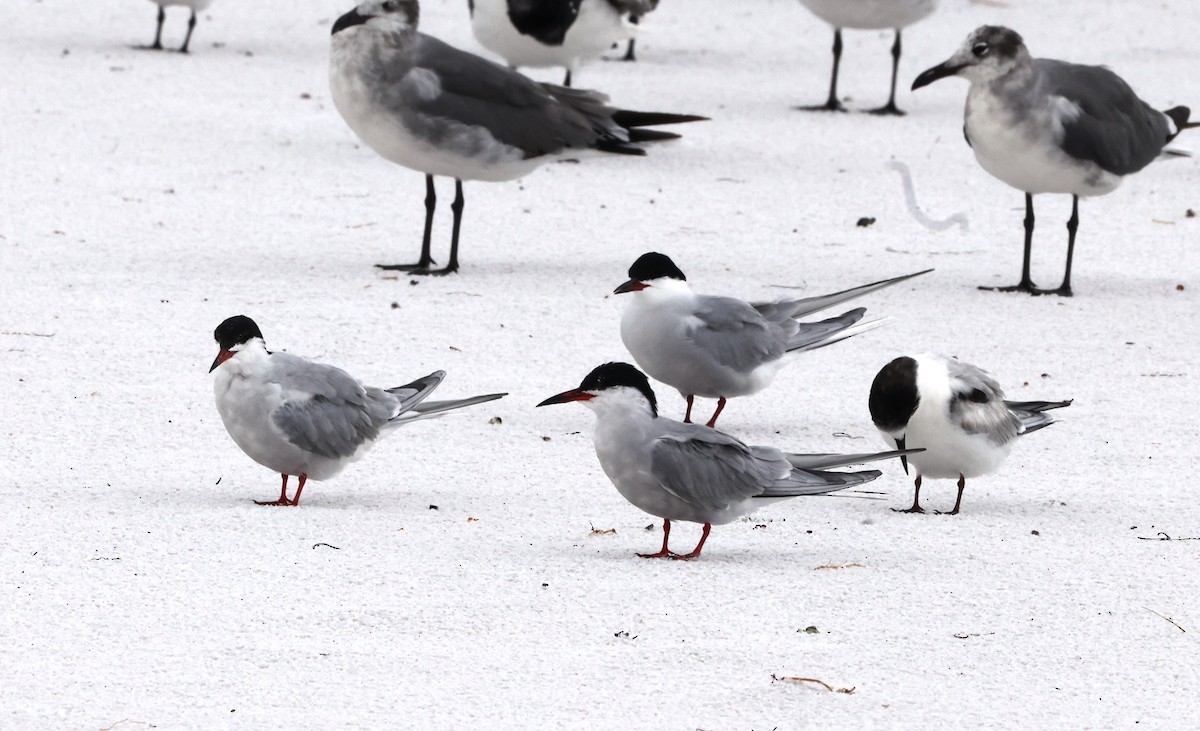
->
<box><xmin>689</xmin><ymin>295</ymin><xmax>788</xmax><ymax>372</ymax></box>
<box><xmin>1004</xmin><ymin>399</ymin><xmax>1072</xmax><ymax>435</ymax></box>
<box><xmin>397</xmin><ymin>34</ymin><xmax>621</xmax><ymax>158</ymax></box>
<box><xmin>943</xmin><ymin>358</ymin><xmax>1021</xmax><ymax>446</ymax></box>
<box><xmin>751</xmin><ymin>269</ymin><xmax>932</xmax><ymax>322</ymax></box>
<box><xmin>784</xmin><ymin>308</ymin><xmax>867</xmax><ymax>353</ymax></box>
<box><xmin>786</xmin><ymin>449</ymin><xmax>918</xmax><ymax>471</ymax></box>
<box><xmin>1040</xmin><ymin>59</ymin><xmax>1171</xmax><ymax>175</ymax></box>
<box><xmin>649</xmin><ymin>424</ymin><xmax>788</xmax><ymax>512</ymax></box>
<box><xmin>269</xmin><ymin>353</ymin><xmax>401</xmax><ymax>460</ymax></box>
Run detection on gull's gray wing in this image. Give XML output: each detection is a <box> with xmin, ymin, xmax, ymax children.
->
<box><xmin>688</xmin><ymin>294</ymin><xmax>788</xmax><ymax>373</ymax></box>
<box><xmin>1040</xmin><ymin>59</ymin><xmax>1171</xmax><ymax>175</ymax></box>
<box><xmin>649</xmin><ymin>423</ymin><xmax>789</xmax><ymax>512</ymax></box>
<box><xmin>751</xmin><ymin>269</ymin><xmax>932</xmax><ymax>321</ymax></box>
<box><xmin>943</xmin><ymin>357</ymin><xmax>1021</xmax><ymax>447</ymax></box>
<box><xmin>269</xmin><ymin>353</ymin><xmax>403</xmax><ymax>460</ymax></box>
<box><xmin>391</xmin><ymin>34</ymin><xmax>622</xmax><ymax>158</ymax></box>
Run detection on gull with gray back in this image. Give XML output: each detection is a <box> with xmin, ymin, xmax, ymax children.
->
<box><xmin>913</xmin><ymin>25</ymin><xmax>1198</xmax><ymax>296</ymax></box>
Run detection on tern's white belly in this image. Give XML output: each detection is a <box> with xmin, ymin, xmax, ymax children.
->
<box><xmin>903</xmin><ymin>404</ymin><xmax>1012</xmax><ymax>480</ymax></box>
<box><xmin>471</xmin><ymin>0</ymin><xmax>634</xmax><ymax>70</ymax></box>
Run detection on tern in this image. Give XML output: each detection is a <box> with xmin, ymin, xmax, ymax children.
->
<box><xmin>797</xmin><ymin>0</ymin><xmax>939</xmax><ymax>115</ymax></box>
<box><xmin>869</xmin><ymin>353</ymin><xmax>1071</xmax><ymax>515</ymax></box>
<box><xmin>468</xmin><ymin>0</ymin><xmax>659</xmax><ymax>86</ymax></box>
<box><xmin>210</xmin><ymin>315</ymin><xmax>506</xmax><ymax>506</ymax></box>
<box><xmin>141</xmin><ymin>0</ymin><xmax>214</xmax><ymax>53</ymax></box>
<box><xmin>329</xmin><ymin>0</ymin><xmax>704</xmax><ymax>275</ymax></box>
<box><xmin>912</xmin><ymin>25</ymin><xmax>1198</xmax><ymax>296</ymax></box>
<box><xmin>539</xmin><ymin>362</ymin><xmax>916</xmax><ymax>559</ymax></box>
<box><xmin>616</xmin><ymin>252</ymin><xmax>931</xmax><ymax>426</ymax></box>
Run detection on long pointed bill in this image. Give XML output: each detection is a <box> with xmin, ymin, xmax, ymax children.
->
<box><xmin>210</xmin><ymin>349</ymin><xmax>233</xmax><ymax>373</ymax></box>
<box><xmin>912</xmin><ymin>61</ymin><xmax>963</xmax><ymax>90</ymax></box>
<box><xmin>613</xmin><ymin>280</ymin><xmax>648</xmax><ymax>295</ymax></box>
<box><xmin>896</xmin><ymin>436</ymin><xmax>909</xmax><ymax>475</ymax></box>
<box><xmin>536</xmin><ymin>389</ymin><xmax>596</xmax><ymax>407</ymax></box>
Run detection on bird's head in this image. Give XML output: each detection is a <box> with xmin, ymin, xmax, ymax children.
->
<box><xmin>537</xmin><ymin>362</ymin><xmax>659</xmax><ymax>419</ymax></box>
<box><xmin>913</xmin><ymin>26</ymin><xmax>1028</xmax><ymax>90</ymax></box>
<box><xmin>211</xmin><ymin>315</ymin><xmax>265</xmax><ymax>372</ymax></box>
<box><xmin>332</xmin><ymin>0</ymin><xmax>420</xmax><ymax>36</ymax></box>
<box><xmin>613</xmin><ymin>251</ymin><xmax>690</xmax><ymax>299</ymax></box>
<box><xmin>868</xmin><ymin>356</ymin><xmax>922</xmax><ymax>474</ymax></box>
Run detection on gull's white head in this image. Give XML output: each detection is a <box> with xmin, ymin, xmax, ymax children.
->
<box><xmin>331</xmin><ymin>0</ymin><xmax>420</xmax><ymax>36</ymax></box>
<box><xmin>912</xmin><ymin>25</ymin><xmax>1030</xmax><ymax>89</ymax></box>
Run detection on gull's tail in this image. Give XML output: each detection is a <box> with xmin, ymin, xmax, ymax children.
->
<box><xmin>1164</xmin><ymin>106</ymin><xmax>1200</xmax><ymax>142</ymax></box>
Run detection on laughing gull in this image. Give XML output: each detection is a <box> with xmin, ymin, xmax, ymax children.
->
<box><xmin>539</xmin><ymin>363</ymin><xmax>916</xmax><ymax>559</ymax></box>
<box><xmin>210</xmin><ymin>315</ymin><xmax>506</xmax><ymax>506</ymax></box>
<box><xmin>913</xmin><ymin>26</ymin><xmax>1198</xmax><ymax>295</ymax></box>
<box><xmin>797</xmin><ymin>0</ymin><xmax>939</xmax><ymax>115</ymax></box>
<box><xmin>469</xmin><ymin>0</ymin><xmax>659</xmax><ymax>86</ymax></box>
<box><xmin>330</xmin><ymin>0</ymin><xmax>704</xmax><ymax>275</ymax></box>
<box><xmin>140</xmin><ymin>0</ymin><xmax>214</xmax><ymax>53</ymax></box>
<box><xmin>615</xmin><ymin>252</ymin><xmax>931</xmax><ymax>426</ymax></box>
<box><xmin>869</xmin><ymin>353</ymin><xmax>1071</xmax><ymax>515</ymax></box>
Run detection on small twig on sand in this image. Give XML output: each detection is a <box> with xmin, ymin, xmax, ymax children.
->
<box><xmin>814</xmin><ymin>562</ymin><xmax>864</xmax><ymax>570</ymax></box>
<box><xmin>1138</xmin><ymin>532</ymin><xmax>1200</xmax><ymax>541</ymax></box>
<box><xmin>771</xmin><ymin>674</ymin><xmax>855</xmax><ymax>694</ymax></box>
<box><xmin>99</xmin><ymin>720</ymin><xmax>150</xmax><ymax>731</ymax></box>
<box><xmin>312</xmin><ymin>543</ymin><xmax>341</xmax><ymax>550</ymax></box>
<box><xmin>1146</xmin><ymin>607</ymin><xmax>1187</xmax><ymax>633</ymax></box>
<box><xmin>589</xmin><ymin>524</ymin><xmax>616</xmax><ymax>535</ymax></box>
<box><xmin>1</xmin><ymin>330</ymin><xmax>54</xmax><ymax>337</ymax></box>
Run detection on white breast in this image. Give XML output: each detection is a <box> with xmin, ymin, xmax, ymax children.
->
<box><xmin>799</xmin><ymin>0</ymin><xmax>938</xmax><ymax>30</ymax></box>
<box><xmin>471</xmin><ymin>0</ymin><xmax>634</xmax><ymax>70</ymax></box>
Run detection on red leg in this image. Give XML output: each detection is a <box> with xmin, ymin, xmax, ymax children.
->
<box><xmin>638</xmin><ymin>519</ymin><xmax>674</xmax><ymax>558</ymax></box>
<box><xmin>705</xmin><ymin>398</ymin><xmax>727</xmax><ymax>428</ymax></box>
<box><xmin>684</xmin><ymin>395</ymin><xmax>694</xmax><ymax>423</ymax></box>
<box><xmin>256</xmin><ymin>474</ymin><xmax>294</xmax><ymax>506</ymax></box>
<box><xmin>291</xmin><ymin>474</ymin><xmax>307</xmax><ymax>506</ymax></box>
<box><xmin>942</xmin><ymin>474</ymin><xmax>966</xmax><ymax>515</ymax></box>
<box><xmin>672</xmin><ymin>523</ymin><xmax>711</xmax><ymax>560</ymax></box>
<box><xmin>892</xmin><ymin>474</ymin><xmax>925</xmax><ymax>514</ymax></box>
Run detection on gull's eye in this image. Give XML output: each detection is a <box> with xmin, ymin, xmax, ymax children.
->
<box><xmin>382</xmin><ymin>0</ymin><xmax>397</xmax><ymax>9</ymax></box>
<box><xmin>972</xmin><ymin>42</ymin><xmax>990</xmax><ymax>58</ymax></box>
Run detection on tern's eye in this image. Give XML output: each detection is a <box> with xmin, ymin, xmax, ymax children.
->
<box><xmin>972</xmin><ymin>42</ymin><xmax>990</xmax><ymax>58</ymax></box>
<box><xmin>382</xmin><ymin>0</ymin><xmax>396</xmax><ymax>9</ymax></box>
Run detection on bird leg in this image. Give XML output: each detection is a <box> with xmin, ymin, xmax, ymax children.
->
<box><xmin>140</xmin><ymin>6</ymin><xmax>166</xmax><ymax>50</ymax></box>
<box><xmin>891</xmin><ymin>474</ymin><xmax>925</xmax><ymax>513</ymax></box>
<box><xmin>377</xmin><ymin>174</ymin><xmax>439</xmax><ymax>272</ymax></box>
<box><xmin>562</xmin><ymin>69</ymin><xmax>572</xmax><ymax>87</ymax></box>
<box><xmin>1047</xmin><ymin>195</ymin><xmax>1079</xmax><ymax>297</ymax></box>
<box><xmin>178</xmin><ymin>9</ymin><xmax>197</xmax><ymax>53</ymax></box>
<box><xmin>622</xmin><ymin>16</ymin><xmax>640</xmax><ymax>61</ymax></box>
<box><xmin>671</xmin><ymin>523</ymin><xmax>712</xmax><ymax>560</ymax></box>
<box><xmin>867</xmin><ymin>30</ymin><xmax>905</xmax><ymax>116</ymax></box>
<box><xmin>637</xmin><ymin>519</ymin><xmax>674</xmax><ymax>558</ymax></box>
<box><xmin>937</xmin><ymin>474</ymin><xmax>966</xmax><ymax>515</ymax></box>
<box><xmin>981</xmin><ymin>193</ymin><xmax>1043</xmax><ymax>294</ymax></box>
<box><xmin>705</xmin><ymin>398</ymin><xmax>727</xmax><ymax>428</ymax></box>
<box><xmin>683</xmin><ymin>395</ymin><xmax>694</xmax><ymax>423</ymax></box>
<box><xmin>256</xmin><ymin>473</ymin><xmax>306</xmax><ymax>506</ymax></box>
<box><xmin>798</xmin><ymin>29</ymin><xmax>846</xmax><ymax>112</ymax></box>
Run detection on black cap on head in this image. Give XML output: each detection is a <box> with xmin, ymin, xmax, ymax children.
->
<box><xmin>971</xmin><ymin>25</ymin><xmax>1024</xmax><ymax>60</ymax></box>
<box><xmin>628</xmin><ymin>252</ymin><xmax>686</xmax><ymax>283</ymax></box>
<box><xmin>580</xmin><ymin>362</ymin><xmax>658</xmax><ymax>416</ymax></box>
<box><xmin>214</xmin><ymin>315</ymin><xmax>264</xmax><ymax>350</ymax></box>
<box><xmin>868</xmin><ymin>356</ymin><xmax>920</xmax><ymax>432</ymax></box>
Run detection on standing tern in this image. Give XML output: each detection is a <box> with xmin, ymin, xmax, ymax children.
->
<box><xmin>615</xmin><ymin>252</ymin><xmax>931</xmax><ymax>427</ymax></box>
<box><xmin>329</xmin><ymin>0</ymin><xmax>704</xmax><ymax>275</ymax></box>
<box><xmin>912</xmin><ymin>26</ymin><xmax>1198</xmax><ymax>296</ymax></box>
<box><xmin>140</xmin><ymin>0</ymin><xmax>214</xmax><ymax>53</ymax></box>
<box><xmin>869</xmin><ymin>353</ymin><xmax>1071</xmax><ymax>515</ymax></box>
<box><xmin>539</xmin><ymin>362</ymin><xmax>916</xmax><ymax>559</ymax></box>
<box><xmin>210</xmin><ymin>315</ymin><xmax>506</xmax><ymax>506</ymax></box>
<box><xmin>797</xmin><ymin>0</ymin><xmax>939</xmax><ymax>114</ymax></box>
<box><xmin>469</xmin><ymin>0</ymin><xmax>659</xmax><ymax>86</ymax></box>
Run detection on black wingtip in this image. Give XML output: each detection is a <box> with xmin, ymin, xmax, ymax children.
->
<box><xmin>1164</xmin><ymin>106</ymin><xmax>1200</xmax><ymax>141</ymax></box>
<box><xmin>610</xmin><ymin>110</ymin><xmax>709</xmax><ymax>128</ymax></box>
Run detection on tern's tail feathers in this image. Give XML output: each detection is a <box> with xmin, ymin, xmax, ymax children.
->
<box><xmin>757</xmin><ymin>468</ymin><xmax>883</xmax><ymax>498</ymax></box>
<box><xmin>785</xmin><ymin>309</ymin><xmax>889</xmax><ymax>353</ymax></box>
<box><xmin>785</xmin><ymin>448</ymin><xmax>924</xmax><ymax>471</ymax></box>
<box><xmin>386</xmin><ymin>371</ymin><xmax>446</xmax><ymax>416</ymax></box>
<box><xmin>406</xmin><ymin>392</ymin><xmax>507</xmax><ymax>418</ymax></box>
<box><xmin>1007</xmin><ymin>399</ymin><xmax>1072</xmax><ymax>435</ymax></box>
<box><xmin>761</xmin><ymin>268</ymin><xmax>934</xmax><ymax>321</ymax></box>
<box><xmin>1164</xmin><ymin>106</ymin><xmax>1199</xmax><ymax>142</ymax></box>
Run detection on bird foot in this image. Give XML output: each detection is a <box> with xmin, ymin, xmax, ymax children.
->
<box><xmin>891</xmin><ymin>506</ymin><xmax>925</xmax><ymax>514</ymax></box>
<box><xmin>375</xmin><ymin>262</ymin><xmax>456</xmax><ymax>276</ymax></box>
<box><xmin>933</xmin><ymin>509</ymin><xmax>961</xmax><ymax>516</ymax></box>
<box><xmin>978</xmin><ymin>282</ymin><xmax>1072</xmax><ymax>297</ymax></box>
<box><xmin>866</xmin><ymin>104</ymin><xmax>906</xmax><ymax>116</ymax></box>
<box><xmin>636</xmin><ymin>549</ymin><xmax>676</xmax><ymax>559</ymax></box>
<box><xmin>254</xmin><ymin>497</ymin><xmax>296</xmax><ymax>506</ymax></box>
<box><xmin>795</xmin><ymin>101</ymin><xmax>848</xmax><ymax>113</ymax></box>
<box><xmin>669</xmin><ymin>552</ymin><xmax>701</xmax><ymax>561</ymax></box>
<box><xmin>134</xmin><ymin>43</ymin><xmax>164</xmax><ymax>51</ymax></box>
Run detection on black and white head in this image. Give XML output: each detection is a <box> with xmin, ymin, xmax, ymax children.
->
<box><xmin>912</xmin><ymin>26</ymin><xmax>1029</xmax><ymax>90</ymax></box>
<box><xmin>613</xmin><ymin>252</ymin><xmax>689</xmax><ymax>298</ymax></box>
<box><xmin>537</xmin><ymin>362</ymin><xmax>659</xmax><ymax>418</ymax></box>
<box><xmin>211</xmin><ymin>315</ymin><xmax>265</xmax><ymax>372</ymax></box>
<box><xmin>332</xmin><ymin>0</ymin><xmax>420</xmax><ymax>36</ymax></box>
<box><xmin>868</xmin><ymin>356</ymin><xmax>921</xmax><ymax>473</ymax></box>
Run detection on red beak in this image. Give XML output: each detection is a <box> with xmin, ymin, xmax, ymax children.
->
<box><xmin>537</xmin><ymin>388</ymin><xmax>595</xmax><ymax>407</ymax></box>
<box><xmin>613</xmin><ymin>280</ymin><xmax>648</xmax><ymax>295</ymax></box>
<box><xmin>210</xmin><ymin>349</ymin><xmax>233</xmax><ymax>372</ymax></box>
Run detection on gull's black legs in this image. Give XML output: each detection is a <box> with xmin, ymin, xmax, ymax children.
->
<box><xmin>982</xmin><ymin>193</ymin><xmax>1042</xmax><ymax>294</ymax></box>
<box><xmin>377</xmin><ymin>174</ymin><xmax>439</xmax><ymax>272</ymax></box>
<box><xmin>622</xmin><ymin>16</ymin><xmax>640</xmax><ymax>61</ymax></box>
<box><xmin>563</xmin><ymin>69</ymin><xmax>573</xmax><ymax>87</ymax></box>
<box><xmin>1053</xmin><ymin>195</ymin><xmax>1080</xmax><ymax>297</ymax></box>
<box><xmin>179</xmin><ymin>9</ymin><xmax>198</xmax><ymax>53</ymax></box>
<box><xmin>799</xmin><ymin>29</ymin><xmax>846</xmax><ymax>112</ymax></box>
<box><xmin>150</xmin><ymin>6</ymin><xmax>165</xmax><ymax>49</ymax></box>
<box><xmin>867</xmin><ymin>29</ymin><xmax>905</xmax><ymax>116</ymax></box>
